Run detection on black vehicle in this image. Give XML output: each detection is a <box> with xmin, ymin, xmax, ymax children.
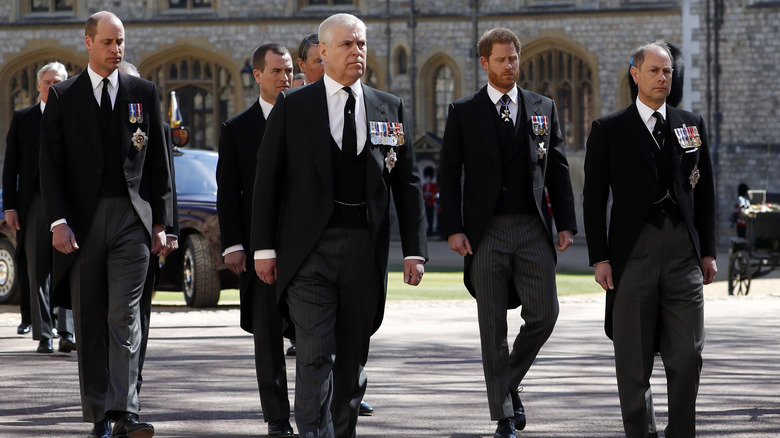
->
<box><xmin>0</xmin><ymin>149</ymin><xmax>238</xmax><ymax>307</ymax></box>
<box><xmin>156</xmin><ymin>148</ymin><xmax>238</xmax><ymax>307</ymax></box>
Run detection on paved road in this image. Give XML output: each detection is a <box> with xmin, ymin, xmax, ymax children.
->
<box><xmin>2</xmin><ymin>241</ymin><xmax>779</xmax><ymax>437</ymax></box>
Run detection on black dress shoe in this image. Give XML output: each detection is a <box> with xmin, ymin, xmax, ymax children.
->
<box><xmin>59</xmin><ymin>333</ymin><xmax>77</xmax><ymax>352</ymax></box>
<box><xmin>36</xmin><ymin>338</ymin><xmax>53</xmax><ymax>353</ymax></box>
<box><xmin>17</xmin><ymin>323</ymin><xmax>31</xmax><ymax>335</ymax></box>
<box><xmin>88</xmin><ymin>418</ymin><xmax>111</xmax><ymax>438</ymax></box>
<box><xmin>494</xmin><ymin>418</ymin><xmax>516</xmax><ymax>438</ymax></box>
<box><xmin>111</xmin><ymin>413</ymin><xmax>154</xmax><ymax>438</ymax></box>
<box><xmin>513</xmin><ymin>397</ymin><xmax>525</xmax><ymax>431</ymax></box>
<box><xmin>286</xmin><ymin>344</ymin><xmax>296</xmax><ymax>356</ymax></box>
<box><xmin>359</xmin><ymin>400</ymin><xmax>373</xmax><ymax>416</ymax></box>
<box><xmin>267</xmin><ymin>419</ymin><xmax>294</xmax><ymax>437</ymax></box>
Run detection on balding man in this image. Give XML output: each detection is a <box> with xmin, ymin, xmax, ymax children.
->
<box><xmin>40</xmin><ymin>11</ymin><xmax>173</xmax><ymax>438</ymax></box>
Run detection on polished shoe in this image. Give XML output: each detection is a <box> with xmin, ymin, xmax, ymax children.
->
<box><xmin>111</xmin><ymin>413</ymin><xmax>154</xmax><ymax>438</ymax></box>
<box><xmin>494</xmin><ymin>418</ymin><xmax>516</xmax><ymax>438</ymax></box>
<box><xmin>267</xmin><ymin>419</ymin><xmax>294</xmax><ymax>437</ymax></box>
<box><xmin>59</xmin><ymin>333</ymin><xmax>77</xmax><ymax>352</ymax></box>
<box><xmin>512</xmin><ymin>396</ymin><xmax>526</xmax><ymax>431</ymax></box>
<box><xmin>286</xmin><ymin>344</ymin><xmax>296</xmax><ymax>356</ymax></box>
<box><xmin>359</xmin><ymin>400</ymin><xmax>373</xmax><ymax>416</ymax></box>
<box><xmin>17</xmin><ymin>322</ymin><xmax>31</xmax><ymax>335</ymax></box>
<box><xmin>88</xmin><ymin>418</ymin><xmax>111</xmax><ymax>438</ymax></box>
<box><xmin>36</xmin><ymin>338</ymin><xmax>53</xmax><ymax>353</ymax></box>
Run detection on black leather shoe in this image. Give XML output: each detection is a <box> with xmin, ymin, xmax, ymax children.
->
<box><xmin>36</xmin><ymin>338</ymin><xmax>53</xmax><ymax>353</ymax></box>
<box><xmin>494</xmin><ymin>418</ymin><xmax>516</xmax><ymax>438</ymax></box>
<box><xmin>88</xmin><ymin>418</ymin><xmax>111</xmax><ymax>438</ymax></box>
<box><xmin>111</xmin><ymin>413</ymin><xmax>154</xmax><ymax>438</ymax></box>
<box><xmin>359</xmin><ymin>400</ymin><xmax>373</xmax><ymax>416</ymax></box>
<box><xmin>17</xmin><ymin>323</ymin><xmax>31</xmax><ymax>335</ymax></box>
<box><xmin>513</xmin><ymin>397</ymin><xmax>526</xmax><ymax>431</ymax></box>
<box><xmin>59</xmin><ymin>333</ymin><xmax>77</xmax><ymax>352</ymax></box>
<box><xmin>267</xmin><ymin>419</ymin><xmax>294</xmax><ymax>437</ymax></box>
<box><xmin>286</xmin><ymin>344</ymin><xmax>296</xmax><ymax>356</ymax></box>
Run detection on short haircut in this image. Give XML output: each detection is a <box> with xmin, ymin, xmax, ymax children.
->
<box><xmin>37</xmin><ymin>61</ymin><xmax>68</xmax><ymax>82</ymax></box>
<box><xmin>293</xmin><ymin>72</ymin><xmax>305</xmax><ymax>81</ymax></box>
<box><xmin>252</xmin><ymin>43</ymin><xmax>291</xmax><ymax>72</ymax></box>
<box><xmin>298</xmin><ymin>33</ymin><xmax>319</xmax><ymax>61</ymax></box>
<box><xmin>631</xmin><ymin>40</ymin><xmax>673</xmax><ymax>70</ymax></box>
<box><xmin>85</xmin><ymin>11</ymin><xmax>121</xmax><ymax>40</ymax></box>
<box><xmin>319</xmin><ymin>13</ymin><xmax>366</xmax><ymax>47</ymax></box>
<box><xmin>478</xmin><ymin>28</ymin><xmax>521</xmax><ymax>59</ymax></box>
<box><xmin>117</xmin><ymin>61</ymin><xmax>140</xmax><ymax>77</ymax></box>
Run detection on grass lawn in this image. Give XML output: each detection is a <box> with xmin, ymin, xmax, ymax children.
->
<box><xmin>152</xmin><ymin>270</ymin><xmax>601</xmax><ymax>306</ymax></box>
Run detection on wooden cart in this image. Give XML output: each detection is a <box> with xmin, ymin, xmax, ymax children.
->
<box><xmin>728</xmin><ymin>207</ymin><xmax>780</xmax><ymax>295</ymax></box>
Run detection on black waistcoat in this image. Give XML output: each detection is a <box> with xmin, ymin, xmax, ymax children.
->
<box><xmin>492</xmin><ymin>100</ymin><xmax>534</xmax><ymax>215</ymax></box>
<box><xmin>98</xmin><ymin>102</ymin><xmax>127</xmax><ymax>197</ymax></box>
<box><xmin>328</xmin><ymin>136</ymin><xmax>368</xmax><ymax>228</ymax></box>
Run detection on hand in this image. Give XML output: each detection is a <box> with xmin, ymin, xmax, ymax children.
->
<box><xmin>52</xmin><ymin>223</ymin><xmax>79</xmax><ymax>254</ymax></box>
<box><xmin>160</xmin><ymin>236</ymin><xmax>178</xmax><ymax>257</ymax></box>
<box><xmin>151</xmin><ymin>224</ymin><xmax>166</xmax><ymax>256</ymax></box>
<box><xmin>5</xmin><ymin>210</ymin><xmax>20</xmax><ymax>231</ymax></box>
<box><xmin>448</xmin><ymin>233</ymin><xmax>472</xmax><ymax>257</ymax></box>
<box><xmin>557</xmin><ymin>230</ymin><xmax>574</xmax><ymax>252</ymax></box>
<box><xmin>594</xmin><ymin>261</ymin><xmax>614</xmax><ymax>291</ymax></box>
<box><xmin>403</xmin><ymin>259</ymin><xmax>424</xmax><ymax>286</ymax></box>
<box><xmin>224</xmin><ymin>250</ymin><xmax>247</xmax><ymax>275</ymax></box>
<box><xmin>255</xmin><ymin>258</ymin><xmax>277</xmax><ymax>285</ymax></box>
<box><xmin>702</xmin><ymin>256</ymin><xmax>717</xmax><ymax>285</ymax></box>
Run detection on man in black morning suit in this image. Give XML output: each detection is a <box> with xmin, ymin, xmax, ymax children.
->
<box><xmin>217</xmin><ymin>43</ymin><xmax>295</xmax><ymax>438</ymax></box>
<box><xmin>3</xmin><ymin>62</ymin><xmax>75</xmax><ymax>354</ymax></box>
<box><xmin>583</xmin><ymin>41</ymin><xmax>717</xmax><ymax>438</ymax></box>
<box><xmin>39</xmin><ymin>11</ymin><xmax>173</xmax><ymax>438</ymax></box>
<box><xmin>439</xmin><ymin>28</ymin><xmax>577</xmax><ymax>438</ymax></box>
<box><xmin>251</xmin><ymin>13</ymin><xmax>427</xmax><ymax>438</ymax></box>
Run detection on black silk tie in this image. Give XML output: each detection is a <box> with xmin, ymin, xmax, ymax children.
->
<box><xmin>652</xmin><ymin>111</ymin><xmax>666</xmax><ymax>149</ymax></box>
<box><xmin>100</xmin><ymin>77</ymin><xmax>112</xmax><ymax>128</ymax></box>
<box><xmin>342</xmin><ymin>86</ymin><xmax>357</xmax><ymax>157</ymax></box>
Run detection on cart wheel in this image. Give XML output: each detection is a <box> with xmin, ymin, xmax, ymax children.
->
<box><xmin>728</xmin><ymin>250</ymin><xmax>751</xmax><ymax>296</ymax></box>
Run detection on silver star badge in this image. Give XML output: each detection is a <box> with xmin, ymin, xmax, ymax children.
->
<box><xmin>131</xmin><ymin>127</ymin><xmax>148</xmax><ymax>151</ymax></box>
<box><xmin>689</xmin><ymin>165</ymin><xmax>700</xmax><ymax>189</ymax></box>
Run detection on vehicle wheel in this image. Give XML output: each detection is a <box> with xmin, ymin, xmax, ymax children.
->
<box><xmin>181</xmin><ymin>234</ymin><xmax>220</xmax><ymax>308</ymax></box>
<box><xmin>728</xmin><ymin>250</ymin><xmax>751</xmax><ymax>296</ymax></box>
<box><xmin>0</xmin><ymin>238</ymin><xmax>19</xmax><ymax>304</ymax></box>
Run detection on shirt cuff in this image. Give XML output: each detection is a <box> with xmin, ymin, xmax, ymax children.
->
<box><xmin>50</xmin><ymin>218</ymin><xmax>67</xmax><ymax>232</ymax></box>
<box><xmin>404</xmin><ymin>256</ymin><xmax>426</xmax><ymax>262</ymax></box>
<box><xmin>254</xmin><ymin>249</ymin><xmax>277</xmax><ymax>260</ymax></box>
<box><xmin>222</xmin><ymin>244</ymin><xmax>244</xmax><ymax>257</ymax></box>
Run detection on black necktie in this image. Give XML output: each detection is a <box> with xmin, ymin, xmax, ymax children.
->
<box><xmin>498</xmin><ymin>94</ymin><xmax>514</xmax><ymax>151</ymax></box>
<box><xmin>100</xmin><ymin>77</ymin><xmax>112</xmax><ymax>128</ymax></box>
<box><xmin>652</xmin><ymin>111</ymin><xmax>666</xmax><ymax>149</ymax></box>
<box><xmin>342</xmin><ymin>86</ymin><xmax>357</xmax><ymax>157</ymax></box>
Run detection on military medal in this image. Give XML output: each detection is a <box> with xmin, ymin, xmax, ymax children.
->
<box><xmin>128</xmin><ymin>103</ymin><xmax>144</xmax><ymax>124</ymax></box>
<box><xmin>675</xmin><ymin>124</ymin><xmax>702</xmax><ymax>151</ymax></box>
<box><xmin>385</xmin><ymin>149</ymin><xmax>397</xmax><ymax>172</ymax></box>
<box><xmin>131</xmin><ymin>127</ymin><xmax>148</xmax><ymax>151</ymax></box>
<box><xmin>538</xmin><ymin>144</ymin><xmax>547</xmax><ymax>159</ymax></box>
<box><xmin>531</xmin><ymin>115</ymin><xmax>549</xmax><ymax>136</ymax></box>
<box><xmin>689</xmin><ymin>165</ymin><xmax>700</xmax><ymax>189</ymax></box>
<box><xmin>500</xmin><ymin>104</ymin><xmax>511</xmax><ymax>123</ymax></box>
<box><xmin>393</xmin><ymin>122</ymin><xmax>405</xmax><ymax>146</ymax></box>
<box><xmin>370</xmin><ymin>121</ymin><xmax>380</xmax><ymax>145</ymax></box>
<box><xmin>129</xmin><ymin>103</ymin><xmax>137</xmax><ymax>123</ymax></box>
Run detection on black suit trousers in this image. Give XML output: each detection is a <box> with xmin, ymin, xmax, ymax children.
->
<box><xmin>285</xmin><ymin>227</ymin><xmax>379</xmax><ymax>438</ymax></box>
<box><xmin>69</xmin><ymin>196</ymin><xmax>150</xmax><ymax>422</ymax></box>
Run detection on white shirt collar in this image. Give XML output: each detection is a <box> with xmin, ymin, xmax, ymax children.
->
<box><xmin>324</xmin><ymin>73</ymin><xmax>362</xmax><ymax>101</ymax></box>
<box><xmin>487</xmin><ymin>83</ymin><xmax>518</xmax><ymax>105</ymax></box>
<box><xmin>39</xmin><ymin>100</ymin><xmax>46</xmax><ymax>113</ymax></box>
<box><xmin>87</xmin><ymin>64</ymin><xmax>118</xmax><ymax>91</ymax></box>
<box><xmin>636</xmin><ymin>97</ymin><xmax>667</xmax><ymax>127</ymax></box>
<box><xmin>258</xmin><ymin>97</ymin><xmax>274</xmax><ymax>120</ymax></box>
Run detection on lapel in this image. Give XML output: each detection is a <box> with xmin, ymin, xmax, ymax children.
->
<box><xmin>362</xmin><ymin>85</ymin><xmax>391</xmax><ymax>199</ymax></box>
<box><xmin>623</xmin><ymin>104</ymin><xmax>658</xmax><ymax>179</ymax></box>
<box><xmin>520</xmin><ymin>87</ymin><xmax>542</xmax><ymax>169</ymax></box>
<box><xmin>469</xmin><ymin>86</ymin><xmax>503</xmax><ymax>173</ymax></box>
<box><xmin>246</xmin><ymin>101</ymin><xmax>266</xmax><ymax>152</ymax></box>
<box><xmin>74</xmin><ymin>71</ymin><xmax>103</xmax><ymax>158</ymax></box>
<box><xmin>665</xmin><ymin>106</ymin><xmax>685</xmax><ymax>176</ymax></box>
<box><xmin>305</xmin><ymin>81</ymin><xmax>334</xmax><ymax>197</ymax></box>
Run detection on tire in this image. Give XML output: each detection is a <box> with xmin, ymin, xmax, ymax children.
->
<box><xmin>181</xmin><ymin>234</ymin><xmax>220</xmax><ymax>308</ymax></box>
<box><xmin>0</xmin><ymin>238</ymin><xmax>19</xmax><ymax>304</ymax></box>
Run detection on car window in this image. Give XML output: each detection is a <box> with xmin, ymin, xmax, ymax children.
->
<box><xmin>173</xmin><ymin>152</ymin><xmax>218</xmax><ymax>196</ymax></box>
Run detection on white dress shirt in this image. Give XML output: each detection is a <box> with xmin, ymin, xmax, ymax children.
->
<box><xmin>486</xmin><ymin>83</ymin><xmax>519</xmax><ymax>125</ymax></box>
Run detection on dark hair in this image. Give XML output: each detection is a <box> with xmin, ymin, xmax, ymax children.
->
<box><xmin>85</xmin><ymin>11</ymin><xmax>120</xmax><ymax>40</ymax></box>
<box><xmin>252</xmin><ymin>43</ymin><xmax>291</xmax><ymax>72</ymax></box>
<box><xmin>738</xmin><ymin>183</ymin><xmax>750</xmax><ymax>197</ymax></box>
<box><xmin>298</xmin><ymin>33</ymin><xmax>319</xmax><ymax>62</ymax></box>
<box><xmin>477</xmin><ymin>28</ymin><xmax>521</xmax><ymax>59</ymax></box>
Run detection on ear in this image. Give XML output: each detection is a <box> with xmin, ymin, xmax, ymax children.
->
<box><xmin>318</xmin><ymin>42</ymin><xmax>328</xmax><ymax>64</ymax></box>
<box><xmin>630</xmin><ymin>66</ymin><xmax>639</xmax><ymax>84</ymax></box>
<box><xmin>85</xmin><ymin>35</ymin><xmax>93</xmax><ymax>52</ymax></box>
<box><xmin>297</xmin><ymin>58</ymin><xmax>306</xmax><ymax>72</ymax></box>
<box><xmin>253</xmin><ymin>69</ymin><xmax>262</xmax><ymax>85</ymax></box>
<box><xmin>480</xmin><ymin>56</ymin><xmax>489</xmax><ymax>71</ymax></box>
